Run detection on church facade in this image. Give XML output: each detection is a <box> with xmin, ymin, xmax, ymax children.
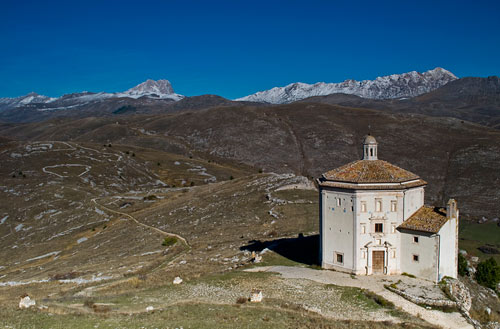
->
<box><xmin>318</xmin><ymin>136</ymin><xmax>458</xmax><ymax>282</ymax></box>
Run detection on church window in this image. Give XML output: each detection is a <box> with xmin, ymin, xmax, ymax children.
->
<box><xmin>375</xmin><ymin>223</ymin><xmax>383</xmax><ymax>233</ymax></box>
<box><xmin>361</xmin><ymin>251</ymin><xmax>367</xmax><ymax>259</ymax></box>
<box><xmin>335</xmin><ymin>252</ymin><xmax>344</xmax><ymax>264</ymax></box>
<box><xmin>361</xmin><ymin>201</ymin><xmax>367</xmax><ymax>213</ymax></box>
<box><xmin>375</xmin><ymin>199</ymin><xmax>382</xmax><ymax>212</ymax></box>
<box><xmin>391</xmin><ymin>250</ymin><xmax>396</xmax><ymax>258</ymax></box>
<box><xmin>337</xmin><ymin>198</ymin><xmax>341</xmax><ymax>207</ymax></box>
<box><xmin>391</xmin><ymin>200</ymin><xmax>397</xmax><ymax>212</ymax></box>
<box><xmin>413</xmin><ymin>236</ymin><xmax>419</xmax><ymax>243</ymax></box>
<box><xmin>391</xmin><ymin>224</ymin><xmax>396</xmax><ymax>233</ymax></box>
<box><xmin>413</xmin><ymin>254</ymin><xmax>419</xmax><ymax>262</ymax></box>
<box><xmin>361</xmin><ymin>224</ymin><xmax>366</xmax><ymax>234</ymax></box>
<box><xmin>370</xmin><ymin>148</ymin><xmax>373</xmax><ymax>156</ymax></box>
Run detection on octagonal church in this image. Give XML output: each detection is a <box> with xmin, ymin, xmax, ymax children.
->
<box><xmin>318</xmin><ymin>135</ymin><xmax>458</xmax><ymax>282</ymax></box>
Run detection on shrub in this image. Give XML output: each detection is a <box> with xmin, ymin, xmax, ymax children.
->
<box><xmin>50</xmin><ymin>272</ymin><xmax>81</xmax><ymax>281</ymax></box>
<box><xmin>190</xmin><ymin>181</ymin><xmax>195</xmax><ymax>186</ymax></box>
<box><xmin>92</xmin><ymin>304</ymin><xmax>111</xmax><ymax>313</ymax></box>
<box><xmin>229</xmin><ymin>175</ymin><xmax>234</xmax><ymax>180</ymax></box>
<box><xmin>83</xmin><ymin>299</ymin><xmax>95</xmax><ymax>309</ymax></box>
<box><xmin>458</xmin><ymin>253</ymin><xmax>469</xmax><ymax>276</ymax></box>
<box><xmin>402</xmin><ymin>272</ymin><xmax>416</xmax><ymax>278</ymax></box>
<box><xmin>363</xmin><ymin>290</ymin><xmax>395</xmax><ymax>309</ymax></box>
<box><xmin>162</xmin><ymin>236</ymin><xmax>177</xmax><ymax>247</ymax></box>
<box><xmin>258</xmin><ymin>169</ymin><xmax>263</xmax><ymax>173</ymax></box>
<box><xmin>236</xmin><ymin>297</ymin><xmax>247</xmax><ymax>304</ymax></box>
<box><xmin>475</xmin><ymin>257</ymin><xmax>500</xmax><ymax>290</ymax></box>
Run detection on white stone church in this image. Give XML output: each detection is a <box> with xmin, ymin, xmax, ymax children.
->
<box><xmin>318</xmin><ymin>135</ymin><xmax>458</xmax><ymax>282</ymax></box>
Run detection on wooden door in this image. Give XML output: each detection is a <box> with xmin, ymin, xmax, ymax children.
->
<box><xmin>372</xmin><ymin>251</ymin><xmax>384</xmax><ymax>274</ymax></box>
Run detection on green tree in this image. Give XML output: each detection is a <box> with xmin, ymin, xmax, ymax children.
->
<box><xmin>475</xmin><ymin>257</ymin><xmax>500</xmax><ymax>290</ymax></box>
<box><xmin>458</xmin><ymin>253</ymin><xmax>469</xmax><ymax>276</ymax></box>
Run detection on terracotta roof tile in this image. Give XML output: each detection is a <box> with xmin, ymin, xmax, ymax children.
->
<box><xmin>398</xmin><ymin>206</ymin><xmax>449</xmax><ymax>233</ymax></box>
<box><xmin>323</xmin><ymin>160</ymin><xmax>420</xmax><ymax>183</ymax></box>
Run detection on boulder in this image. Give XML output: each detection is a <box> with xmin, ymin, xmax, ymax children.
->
<box><xmin>250</xmin><ymin>289</ymin><xmax>263</xmax><ymax>302</ymax></box>
<box><xmin>19</xmin><ymin>296</ymin><xmax>36</xmax><ymax>309</ymax></box>
<box><xmin>173</xmin><ymin>276</ymin><xmax>183</xmax><ymax>284</ymax></box>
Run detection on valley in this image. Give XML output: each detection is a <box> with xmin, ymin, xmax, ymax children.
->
<box><xmin>0</xmin><ymin>70</ymin><xmax>499</xmax><ymax>329</ymax></box>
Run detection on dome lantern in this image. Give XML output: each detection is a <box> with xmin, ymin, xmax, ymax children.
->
<box><xmin>363</xmin><ymin>135</ymin><xmax>378</xmax><ymax>160</ymax></box>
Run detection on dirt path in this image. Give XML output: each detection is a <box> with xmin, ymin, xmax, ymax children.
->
<box><xmin>91</xmin><ymin>198</ymin><xmax>190</xmax><ymax>247</ymax></box>
<box><xmin>247</xmin><ymin>266</ymin><xmax>473</xmax><ymax>329</ymax></box>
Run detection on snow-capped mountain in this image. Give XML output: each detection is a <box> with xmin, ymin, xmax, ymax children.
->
<box><xmin>119</xmin><ymin>79</ymin><xmax>183</xmax><ymax>101</ymax></box>
<box><xmin>0</xmin><ymin>79</ymin><xmax>184</xmax><ymax>112</ymax></box>
<box><xmin>0</xmin><ymin>92</ymin><xmax>56</xmax><ymax>111</ymax></box>
<box><xmin>236</xmin><ymin>68</ymin><xmax>458</xmax><ymax>104</ymax></box>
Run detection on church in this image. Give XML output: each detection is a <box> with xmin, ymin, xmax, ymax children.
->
<box><xmin>318</xmin><ymin>135</ymin><xmax>458</xmax><ymax>282</ymax></box>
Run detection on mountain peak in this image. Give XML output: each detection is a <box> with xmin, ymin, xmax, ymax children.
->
<box><xmin>124</xmin><ymin>79</ymin><xmax>175</xmax><ymax>97</ymax></box>
<box><xmin>236</xmin><ymin>68</ymin><xmax>459</xmax><ymax>104</ymax></box>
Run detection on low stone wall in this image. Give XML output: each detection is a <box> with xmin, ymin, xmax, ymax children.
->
<box><xmin>386</xmin><ymin>285</ymin><xmax>457</xmax><ymax>308</ymax></box>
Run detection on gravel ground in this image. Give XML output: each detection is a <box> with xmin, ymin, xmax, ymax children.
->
<box><xmin>246</xmin><ymin>266</ymin><xmax>473</xmax><ymax>329</ymax></box>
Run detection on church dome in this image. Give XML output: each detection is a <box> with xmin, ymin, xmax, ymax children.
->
<box><xmin>363</xmin><ymin>135</ymin><xmax>377</xmax><ymax>145</ymax></box>
<box><xmin>318</xmin><ymin>135</ymin><xmax>427</xmax><ymax>190</ymax></box>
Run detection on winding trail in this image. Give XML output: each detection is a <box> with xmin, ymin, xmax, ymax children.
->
<box><xmin>91</xmin><ymin>198</ymin><xmax>190</xmax><ymax>248</ymax></box>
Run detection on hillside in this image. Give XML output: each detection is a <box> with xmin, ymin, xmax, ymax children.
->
<box><xmin>300</xmin><ymin>76</ymin><xmax>500</xmax><ymax>128</ymax></box>
<box><xmin>1</xmin><ymin>103</ymin><xmax>499</xmax><ymax>219</ymax></box>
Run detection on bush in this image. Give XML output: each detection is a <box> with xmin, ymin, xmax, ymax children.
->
<box><xmin>83</xmin><ymin>299</ymin><xmax>95</xmax><ymax>309</ymax></box>
<box><xmin>475</xmin><ymin>257</ymin><xmax>500</xmax><ymax>290</ymax></box>
<box><xmin>402</xmin><ymin>272</ymin><xmax>416</xmax><ymax>278</ymax></box>
<box><xmin>236</xmin><ymin>297</ymin><xmax>248</xmax><ymax>304</ymax></box>
<box><xmin>458</xmin><ymin>253</ymin><xmax>469</xmax><ymax>276</ymax></box>
<box><xmin>363</xmin><ymin>290</ymin><xmax>395</xmax><ymax>309</ymax></box>
<box><xmin>162</xmin><ymin>236</ymin><xmax>177</xmax><ymax>247</ymax></box>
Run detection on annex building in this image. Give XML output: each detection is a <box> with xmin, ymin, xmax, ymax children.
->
<box><xmin>318</xmin><ymin>135</ymin><xmax>458</xmax><ymax>282</ymax></box>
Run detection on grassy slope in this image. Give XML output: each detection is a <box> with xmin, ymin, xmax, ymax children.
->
<box><xmin>459</xmin><ymin>220</ymin><xmax>500</xmax><ymax>262</ymax></box>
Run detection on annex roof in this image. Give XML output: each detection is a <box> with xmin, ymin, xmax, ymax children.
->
<box><xmin>397</xmin><ymin>206</ymin><xmax>449</xmax><ymax>234</ymax></box>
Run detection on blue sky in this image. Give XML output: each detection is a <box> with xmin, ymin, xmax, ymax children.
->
<box><xmin>1</xmin><ymin>0</ymin><xmax>499</xmax><ymax>99</ymax></box>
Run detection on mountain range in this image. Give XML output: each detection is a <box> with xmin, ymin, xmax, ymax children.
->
<box><xmin>0</xmin><ymin>79</ymin><xmax>183</xmax><ymax>112</ymax></box>
<box><xmin>0</xmin><ymin>68</ymin><xmax>499</xmax><ymax>129</ymax></box>
<box><xmin>236</xmin><ymin>67</ymin><xmax>458</xmax><ymax>103</ymax></box>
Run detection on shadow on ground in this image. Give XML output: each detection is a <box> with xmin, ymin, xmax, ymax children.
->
<box><xmin>240</xmin><ymin>234</ymin><xmax>320</xmax><ymax>266</ymax></box>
